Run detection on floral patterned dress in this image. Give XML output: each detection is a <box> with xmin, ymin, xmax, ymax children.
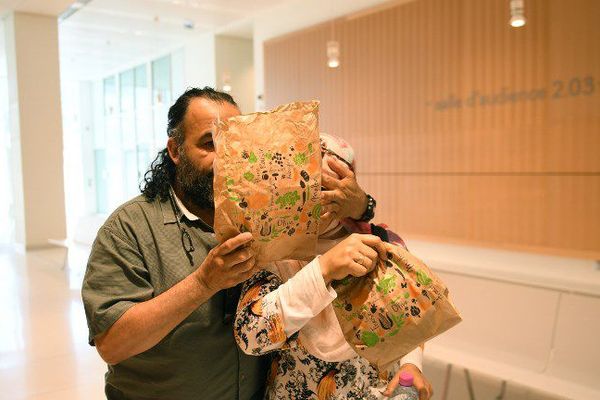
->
<box><xmin>234</xmin><ymin>269</ymin><xmax>402</xmax><ymax>400</ymax></box>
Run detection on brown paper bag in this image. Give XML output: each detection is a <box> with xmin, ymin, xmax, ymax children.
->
<box><xmin>332</xmin><ymin>242</ymin><xmax>462</xmax><ymax>370</ymax></box>
<box><xmin>213</xmin><ymin>101</ymin><xmax>322</xmax><ymax>264</ymax></box>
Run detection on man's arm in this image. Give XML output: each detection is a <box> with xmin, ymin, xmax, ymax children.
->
<box><xmin>94</xmin><ymin>272</ymin><xmax>214</xmax><ymax>364</ymax></box>
<box><xmin>93</xmin><ymin>233</ymin><xmax>257</xmax><ymax>365</ymax></box>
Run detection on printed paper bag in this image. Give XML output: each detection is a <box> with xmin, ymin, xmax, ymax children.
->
<box><xmin>332</xmin><ymin>242</ymin><xmax>462</xmax><ymax>370</ymax></box>
<box><xmin>213</xmin><ymin>101</ymin><xmax>322</xmax><ymax>264</ymax></box>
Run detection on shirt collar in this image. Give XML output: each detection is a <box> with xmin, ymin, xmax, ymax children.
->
<box><xmin>163</xmin><ymin>187</ymin><xmax>214</xmax><ymax>233</ymax></box>
<box><xmin>172</xmin><ymin>189</ymin><xmax>200</xmax><ymax>222</ymax></box>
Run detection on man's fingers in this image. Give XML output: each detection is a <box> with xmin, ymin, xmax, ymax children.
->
<box><xmin>321</xmin><ymin>202</ymin><xmax>340</xmax><ymax>215</ymax></box>
<box><xmin>327</xmin><ymin>157</ymin><xmax>354</xmax><ymax>179</ymax></box>
<box><xmin>321</xmin><ymin>173</ymin><xmax>341</xmax><ymax>190</ymax></box>
<box><xmin>218</xmin><ymin>232</ymin><xmax>253</xmax><ymax>255</ymax></box>
<box><xmin>222</xmin><ymin>248</ymin><xmax>255</xmax><ymax>267</ymax></box>
<box><xmin>321</xmin><ymin>190</ymin><xmax>341</xmax><ymax>205</ymax></box>
<box><xmin>233</xmin><ymin>257</ymin><xmax>258</xmax><ymax>284</ymax></box>
<box><xmin>238</xmin><ymin>256</ymin><xmax>257</xmax><ymax>275</ymax></box>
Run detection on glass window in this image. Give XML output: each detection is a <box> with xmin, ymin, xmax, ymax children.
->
<box><xmin>152</xmin><ymin>55</ymin><xmax>172</xmax><ymax>152</ymax></box>
<box><xmin>88</xmin><ymin>53</ymin><xmax>174</xmax><ymax>214</ymax></box>
<box><xmin>152</xmin><ymin>55</ymin><xmax>172</xmax><ymax>107</ymax></box>
<box><xmin>120</xmin><ymin>68</ymin><xmax>135</xmax><ymax>113</ymax></box>
<box><xmin>103</xmin><ymin>76</ymin><xmax>116</xmax><ymax>116</ymax></box>
<box><xmin>94</xmin><ymin>149</ymin><xmax>108</xmax><ymax>214</ymax></box>
<box><xmin>135</xmin><ymin>64</ymin><xmax>149</xmax><ymax>110</ymax></box>
<box><xmin>92</xmin><ymin>77</ymin><xmax>117</xmax><ymax>213</ymax></box>
<box><xmin>120</xmin><ymin>69</ymin><xmax>137</xmax><ymax>201</ymax></box>
<box><xmin>135</xmin><ymin>64</ymin><xmax>153</xmax><ymax>180</ymax></box>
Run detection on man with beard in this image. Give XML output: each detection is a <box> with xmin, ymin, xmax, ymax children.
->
<box><xmin>82</xmin><ymin>87</ymin><xmax>385</xmax><ymax>400</ymax></box>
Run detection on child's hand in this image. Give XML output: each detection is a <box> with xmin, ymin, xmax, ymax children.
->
<box><xmin>384</xmin><ymin>363</ymin><xmax>433</xmax><ymax>400</ymax></box>
<box><xmin>319</xmin><ymin>234</ymin><xmax>387</xmax><ymax>285</ymax></box>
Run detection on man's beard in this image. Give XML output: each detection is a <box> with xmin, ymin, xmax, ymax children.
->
<box><xmin>176</xmin><ymin>150</ymin><xmax>215</xmax><ymax>210</ymax></box>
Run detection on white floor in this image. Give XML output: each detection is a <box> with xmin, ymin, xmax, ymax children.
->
<box><xmin>0</xmin><ymin>245</ymin><xmax>106</xmax><ymax>400</ymax></box>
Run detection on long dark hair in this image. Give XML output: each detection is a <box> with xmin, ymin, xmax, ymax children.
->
<box><xmin>140</xmin><ymin>87</ymin><xmax>237</xmax><ymax>201</ymax></box>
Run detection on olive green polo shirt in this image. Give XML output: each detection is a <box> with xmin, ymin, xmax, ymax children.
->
<box><xmin>82</xmin><ymin>194</ymin><xmax>268</xmax><ymax>400</ymax></box>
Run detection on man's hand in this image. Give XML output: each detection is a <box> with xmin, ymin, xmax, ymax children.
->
<box><xmin>195</xmin><ymin>232</ymin><xmax>257</xmax><ymax>293</ymax></box>
<box><xmin>321</xmin><ymin>157</ymin><xmax>368</xmax><ymax>223</ymax></box>
<box><xmin>383</xmin><ymin>363</ymin><xmax>433</xmax><ymax>400</ymax></box>
<box><xmin>94</xmin><ymin>234</ymin><xmax>256</xmax><ymax>365</ymax></box>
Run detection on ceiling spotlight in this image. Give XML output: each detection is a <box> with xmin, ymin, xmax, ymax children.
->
<box><xmin>509</xmin><ymin>0</ymin><xmax>527</xmax><ymax>28</ymax></box>
<box><xmin>327</xmin><ymin>40</ymin><xmax>340</xmax><ymax>68</ymax></box>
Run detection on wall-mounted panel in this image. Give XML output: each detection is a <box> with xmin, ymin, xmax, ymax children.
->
<box><xmin>264</xmin><ymin>0</ymin><xmax>600</xmax><ymax>258</ymax></box>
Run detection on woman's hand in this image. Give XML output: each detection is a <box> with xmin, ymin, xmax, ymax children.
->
<box><xmin>319</xmin><ymin>234</ymin><xmax>387</xmax><ymax>285</ymax></box>
<box><xmin>384</xmin><ymin>363</ymin><xmax>433</xmax><ymax>400</ymax></box>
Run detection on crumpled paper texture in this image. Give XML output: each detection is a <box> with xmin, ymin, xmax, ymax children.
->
<box><xmin>214</xmin><ymin>101</ymin><xmax>322</xmax><ymax>264</ymax></box>
<box><xmin>332</xmin><ymin>242</ymin><xmax>462</xmax><ymax>370</ymax></box>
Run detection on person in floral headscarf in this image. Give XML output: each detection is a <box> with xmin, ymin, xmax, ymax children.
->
<box><xmin>233</xmin><ymin>134</ymin><xmax>432</xmax><ymax>400</ymax></box>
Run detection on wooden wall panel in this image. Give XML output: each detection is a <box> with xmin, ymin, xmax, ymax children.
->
<box><xmin>264</xmin><ymin>0</ymin><xmax>600</xmax><ymax>259</ymax></box>
<box><xmin>359</xmin><ymin>174</ymin><xmax>600</xmax><ymax>259</ymax></box>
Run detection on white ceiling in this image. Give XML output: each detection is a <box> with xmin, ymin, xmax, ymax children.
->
<box><xmin>0</xmin><ymin>0</ymin><xmax>75</xmax><ymax>16</ymax></box>
<box><xmin>58</xmin><ymin>0</ymin><xmax>295</xmax><ymax>81</ymax></box>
